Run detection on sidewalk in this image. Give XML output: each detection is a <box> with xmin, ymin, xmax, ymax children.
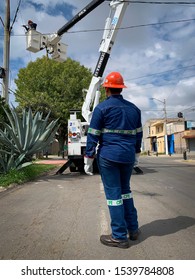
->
<box><xmin>37</xmin><ymin>154</ymin><xmax>195</xmax><ymax>167</ymax></box>
<box><xmin>36</xmin><ymin>155</ymin><xmax>68</xmax><ymax>166</ymax></box>
<box><xmin>146</xmin><ymin>153</ymin><xmax>195</xmax><ymax>164</ymax></box>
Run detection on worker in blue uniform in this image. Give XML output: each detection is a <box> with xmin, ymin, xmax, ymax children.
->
<box><xmin>84</xmin><ymin>72</ymin><xmax>143</xmax><ymax>248</ymax></box>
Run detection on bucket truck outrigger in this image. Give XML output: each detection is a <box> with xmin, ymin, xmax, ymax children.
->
<box><xmin>26</xmin><ymin>1</ymin><xmax>143</xmax><ymax>174</ymax></box>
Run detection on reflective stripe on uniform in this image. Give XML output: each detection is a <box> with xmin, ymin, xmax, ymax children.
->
<box><xmin>88</xmin><ymin>127</ymin><xmax>101</xmax><ymax>136</ymax></box>
<box><xmin>136</xmin><ymin>127</ymin><xmax>143</xmax><ymax>133</ymax></box>
<box><xmin>107</xmin><ymin>199</ymin><xmax>123</xmax><ymax>206</ymax></box>
<box><xmin>122</xmin><ymin>193</ymin><xmax>132</xmax><ymax>200</ymax></box>
<box><xmin>88</xmin><ymin>126</ymin><xmax>142</xmax><ymax>136</ymax></box>
<box><xmin>102</xmin><ymin>128</ymin><xmax>137</xmax><ymax>135</ymax></box>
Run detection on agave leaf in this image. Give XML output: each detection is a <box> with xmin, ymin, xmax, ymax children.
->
<box><xmin>22</xmin><ymin>109</ymin><xmax>27</xmax><ymax>135</ymax></box>
<box><xmin>0</xmin><ymin>164</ymin><xmax>6</xmax><ymax>174</ymax></box>
<box><xmin>14</xmin><ymin>153</ymin><xmax>27</xmax><ymax>167</ymax></box>
<box><xmin>11</xmin><ymin>107</ymin><xmax>25</xmax><ymax>146</ymax></box>
<box><xmin>0</xmin><ymin>130</ymin><xmax>14</xmax><ymax>149</ymax></box>
<box><xmin>24</xmin><ymin>109</ymin><xmax>33</xmax><ymax>151</ymax></box>
<box><xmin>28</xmin><ymin>119</ymin><xmax>43</xmax><ymax>147</ymax></box>
<box><xmin>29</xmin><ymin>112</ymin><xmax>58</xmax><ymax>150</ymax></box>
<box><xmin>3</xmin><ymin>107</ymin><xmax>15</xmax><ymax>132</ymax></box>
<box><xmin>32</xmin><ymin>111</ymin><xmax>41</xmax><ymax>132</ymax></box>
<box><xmin>27</xmin><ymin>125</ymin><xmax>59</xmax><ymax>155</ymax></box>
<box><xmin>39</xmin><ymin>122</ymin><xmax>59</xmax><ymax>142</ymax></box>
<box><xmin>0</xmin><ymin>155</ymin><xmax>6</xmax><ymax>173</ymax></box>
<box><xmin>16</xmin><ymin>161</ymin><xmax>32</xmax><ymax>170</ymax></box>
<box><xmin>0</xmin><ymin>149</ymin><xmax>11</xmax><ymax>155</ymax></box>
<box><xmin>38</xmin><ymin>111</ymin><xmax>51</xmax><ymax>136</ymax></box>
<box><xmin>29</xmin><ymin>117</ymin><xmax>45</xmax><ymax>147</ymax></box>
<box><xmin>6</xmin><ymin>151</ymin><xmax>15</xmax><ymax>172</ymax></box>
<box><xmin>2</xmin><ymin>123</ymin><xmax>23</xmax><ymax>152</ymax></box>
<box><xmin>0</xmin><ymin>106</ymin><xmax>59</xmax><ymax>172</ymax></box>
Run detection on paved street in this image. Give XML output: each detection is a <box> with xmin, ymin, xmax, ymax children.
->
<box><xmin>0</xmin><ymin>156</ymin><xmax>195</xmax><ymax>260</ymax></box>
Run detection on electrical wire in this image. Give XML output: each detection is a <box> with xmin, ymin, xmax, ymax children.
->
<box><xmin>121</xmin><ymin>1</ymin><xmax>195</xmax><ymax>4</ymax></box>
<box><xmin>182</xmin><ymin>105</ymin><xmax>195</xmax><ymax>112</ymax></box>
<box><xmin>18</xmin><ymin>10</ymin><xmax>33</xmax><ymax>62</ymax></box>
<box><xmin>0</xmin><ymin>16</ymin><xmax>4</xmax><ymax>27</ymax></box>
<box><xmin>125</xmin><ymin>64</ymin><xmax>195</xmax><ymax>82</ymax></box>
<box><xmin>65</xmin><ymin>18</ymin><xmax>195</xmax><ymax>34</ymax></box>
<box><xmin>10</xmin><ymin>0</ymin><xmax>22</xmax><ymax>32</ymax></box>
<box><xmin>2</xmin><ymin>0</ymin><xmax>195</xmax><ymax>107</ymax></box>
<box><xmin>0</xmin><ymin>17</ymin><xmax>194</xmax><ymax>37</ymax></box>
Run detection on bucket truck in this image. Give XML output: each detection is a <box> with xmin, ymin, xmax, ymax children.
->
<box><xmin>25</xmin><ymin>0</ymin><xmax>129</xmax><ymax>173</ymax></box>
<box><xmin>62</xmin><ymin>0</ymin><xmax>129</xmax><ymax>173</ymax></box>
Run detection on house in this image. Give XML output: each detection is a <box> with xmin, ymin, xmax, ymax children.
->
<box><xmin>142</xmin><ymin>118</ymin><xmax>194</xmax><ymax>155</ymax></box>
<box><xmin>182</xmin><ymin>121</ymin><xmax>195</xmax><ymax>156</ymax></box>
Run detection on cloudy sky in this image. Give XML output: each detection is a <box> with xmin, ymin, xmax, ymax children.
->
<box><xmin>0</xmin><ymin>0</ymin><xmax>195</xmax><ymax>125</ymax></box>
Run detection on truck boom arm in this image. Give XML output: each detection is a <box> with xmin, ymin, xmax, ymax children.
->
<box><xmin>57</xmin><ymin>0</ymin><xmax>105</xmax><ymax>36</ymax></box>
<box><xmin>81</xmin><ymin>1</ymin><xmax>129</xmax><ymax>123</ymax></box>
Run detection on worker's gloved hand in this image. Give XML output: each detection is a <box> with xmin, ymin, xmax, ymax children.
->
<box><xmin>84</xmin><ymin>156</ymin><xmax>94</xmax><ymax>176</ymax></box>
<box><xmin>134</xmin><ymin>153</ymin><xmax>140</xmax><ymax>167</ymax></box>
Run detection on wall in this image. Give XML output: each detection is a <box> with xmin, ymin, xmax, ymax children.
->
<box><xmin>174</xmin><ymin>132</ymin><xmax>187</xmax><ymax>154</ymax></box>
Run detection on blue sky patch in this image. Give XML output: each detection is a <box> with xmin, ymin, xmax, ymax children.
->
<box><xmin>26</xmin><ymin>1</ymin><xmax>76</xmax><ymax>20</ymax></box>
<box><xmin>10</xmin><ymin>58</ymin><xmax>24</xmax><ymax>72</ymax></box>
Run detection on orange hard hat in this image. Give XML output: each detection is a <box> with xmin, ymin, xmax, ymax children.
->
<box><xmin>102</xmin><ymin>72</ymin><xmax>127</xmax><ymax>88</ymax></box>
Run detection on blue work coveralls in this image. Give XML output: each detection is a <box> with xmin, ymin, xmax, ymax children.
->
<box><xmin>85</xmin><ymin>94</ymin><xmax>143</xmax><ymax>240</ymax></box>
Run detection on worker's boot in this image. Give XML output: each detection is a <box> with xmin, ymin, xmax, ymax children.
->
<box><xmin>133</xmin><ymin>166</ymin><xmax>143</xmax><ymax>174</ymax></box>
<box><xmin>100</xmin><ymin>234</ymin><xmax>129</xmax><ymax>249</ymax></box>
<box><xmin>129</xmin><ymin>229</ymin><xmax>140</xmax><ymax>241</ymax></box>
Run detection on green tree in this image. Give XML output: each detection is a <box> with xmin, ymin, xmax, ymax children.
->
<box><xmin>15</xmin><ymin>56</ymin><xmax>93</xmax><ymax>153</ymax></box>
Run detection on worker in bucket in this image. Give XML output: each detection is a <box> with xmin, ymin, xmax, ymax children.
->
<box><xmin>84</xmin><ymin>72</ymin><xmax>143</xmax><ymax>248</ymax></box>
<box><xmin>22</xmin><ymin>20</ymin><xmax>37</xmax><ymax>32</ymax></box>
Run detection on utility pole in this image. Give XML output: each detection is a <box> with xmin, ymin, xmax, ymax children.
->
<box><xmin>2</xmin><ymin>0</ymin><xmax>10</xmax><ymax>104</ymax></box>
<box><xmin>150</xmin><ymin>97</ymin><xmax>168</xmax><ymax>155</ymax></box>
<box><xmin>163</xmin><ymin>98</ymin><xmax>168</xmax><ymax>155</ymax></box>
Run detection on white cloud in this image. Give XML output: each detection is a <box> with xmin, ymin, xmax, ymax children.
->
<box><xmin>0</xmin><ymin>0</ymin><xmax>195</xmax><ymax>124</ymax></box>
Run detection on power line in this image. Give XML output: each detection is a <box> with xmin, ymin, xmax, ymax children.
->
<box><xmin>0</xmin><ymin>17</ymin><xmax>194</xmax><ymax>37</ymax></box>
<box><xmin>66</xmin><ymin>18</ymin><xmax>195</xmax><ymax>34</ymax></box>
<box><xmin>166</xmin><ymin>105</ymin><xmax>195</xmax><ymax>118</ymax></box>
<box><xmin>10</xmin><ymin>0</ymin><xmax>22</xmax><ymax>32</ymax></box>
<box><xmin>125</xmin><ymin>64</ymin><xmax>195</xmax><ymax>82</ymax></box>
<box><xmin>182</xmin><ymin>105</ymin><xmax>195</xmax><ymax>112</ymax></box>
<box><xmin>0</xmin><ymin>16</ymin><xmax>4</xmax><ymax>27</ymax></box>
<box><xmin>122</xmin><ymin>1</ymin><xmax>195</xmax><ymax>4</ymax></box>
<box><xmin>18</xmin><ymin>10</ymin><xmax>33</xmax><ymax>63</ymax></box>
<box><xmin>125</xmin><ymin>74</ymin><xmax>195</xmax><ymax>93</ymax></box>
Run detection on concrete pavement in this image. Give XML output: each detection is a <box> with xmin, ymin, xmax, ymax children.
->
<box><xmin>0</xmin><ymin>156</ymin><xmax>195</xmax><ymax>260</ymax></box>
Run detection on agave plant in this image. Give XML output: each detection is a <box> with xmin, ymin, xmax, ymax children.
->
<box><xmin>0</xmin><ymin>148</ymin><xmax>30</xmax><ymax>173</ymax></box>
<box><xmin>0</xmin><ymin>107</ymin><xmax>59</xmax><ymax>173</ymax></box>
